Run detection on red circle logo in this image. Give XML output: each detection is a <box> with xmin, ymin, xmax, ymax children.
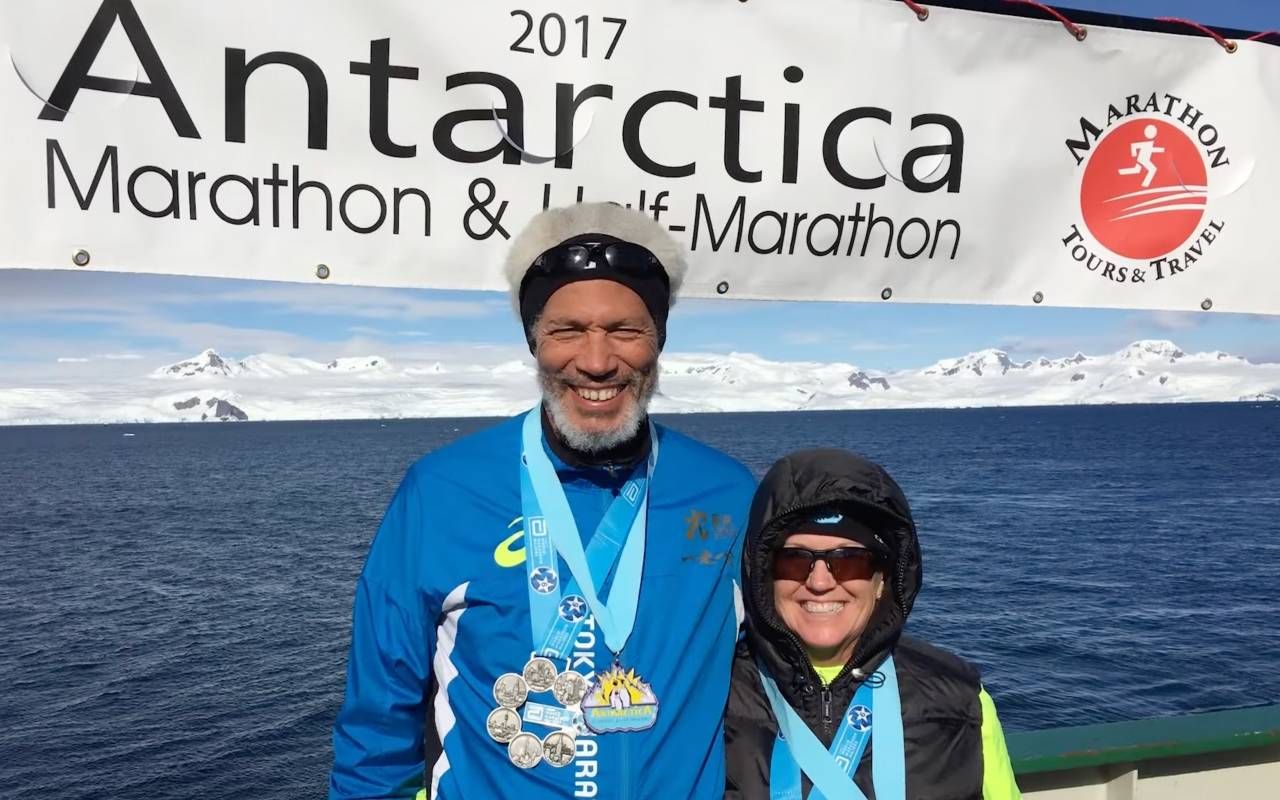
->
<box><xmin>1080</xmin><ymin>118</ymin><xmax>1207</xmax><ymax>260</ymax></box>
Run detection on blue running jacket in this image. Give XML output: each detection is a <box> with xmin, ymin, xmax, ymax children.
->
<box><xmin>330</xmin><ymin>412</ymin><xmax>755</xmax><ymax>800</ymax></box>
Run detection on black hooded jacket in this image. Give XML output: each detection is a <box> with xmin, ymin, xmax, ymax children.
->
<box><xmin>725</xmin><ymin>450</ymin><xmax>987</xmax><ymax>800</ymax></box>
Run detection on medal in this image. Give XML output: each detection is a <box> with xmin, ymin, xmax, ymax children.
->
<box><xmin>486</xmin><ymin>707</ymin><xmax>522</xmax><ymax>744</ymax></box>
<box><xmin>493</xmin><ymin>672</ymin><xmax>530</xmax><ymax>709</ymax></box>
<box><xmin>507</xmin><ymin>732</ymin><xmax>544</xmax><ymax>769</ymax></box>
<box><xmin>580</xmin><ymin>663</ymin><xmax>660</xmax><ymax>734</ymax></box>
<box><xmin>551</xmin><ymin>668</ymin><xmax>589</xmax><ymax>707</ymax></box>
<box><xmin>522</xmin><ymin>656</ymin><xmax>558</xmax><ymax>693</ymax></box>
<box><xmin>541</xmin><ymin>731</ymin><xmax>576</xmax><ymax>768</ymax></box>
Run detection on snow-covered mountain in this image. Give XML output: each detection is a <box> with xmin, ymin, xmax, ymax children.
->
<box><xmin>2</xmin><ymin>340</ymin><xmax>1277</xmax><ymax>425</ymax></box>
<box><xmin>153</xmin><ymin>348</ymin><xmax>245</xmax><ymax>379</ymax></box>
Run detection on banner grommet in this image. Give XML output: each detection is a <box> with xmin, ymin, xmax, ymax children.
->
<box><xmin>72</xmin><ymin>249</ymin><xmax>90</xmax><ymax>267</ymax></box>
<box><xmin>902</xmin><ymin>1</ymin><xmax>929</xmax><ymax>22</ymax></box>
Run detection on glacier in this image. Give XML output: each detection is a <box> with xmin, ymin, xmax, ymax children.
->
<box><xmin>1</xmin><ymin>340</ymin><xmax>1277</xmax><ymax>425</ymax></box>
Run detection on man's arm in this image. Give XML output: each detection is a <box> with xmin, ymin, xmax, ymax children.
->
<box><xmin>330</xmin><ymin>472</ymin><xmax>439</xmax><ymax>799</ymax></box>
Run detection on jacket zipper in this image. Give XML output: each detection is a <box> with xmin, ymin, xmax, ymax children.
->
<box><xmin>821</xmin><ymin>685</ymin><xmax>834</xmax><ymax>737</ymax></box>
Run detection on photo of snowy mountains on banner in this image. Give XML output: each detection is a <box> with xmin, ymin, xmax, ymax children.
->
<box><xmin>3</xmin><ymin>341</ymin><xmax>1277</xmax><ymax>425</ymax></box>
<box><xmin>1</xmin><ymin>0</ymin><xmax>1277</xmax><ymax>313</ymax></box>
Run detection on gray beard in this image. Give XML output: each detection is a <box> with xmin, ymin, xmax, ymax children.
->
<box><xmin>538</xmin><ymin>368</ymin><xmax>658</xmax><ymax>454</ymax></box>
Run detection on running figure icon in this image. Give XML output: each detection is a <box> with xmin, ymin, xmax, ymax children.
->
<box><xmin>1117</xmin><ymin>124</ymin><xmax>1166</xmax><ymax>188</ymax></box>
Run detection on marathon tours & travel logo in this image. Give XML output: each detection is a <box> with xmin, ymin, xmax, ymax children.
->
<box><xmin>1060</xmin><ymin>93</ymin><xmax>1230</xmax><ymax>285</ymax></box>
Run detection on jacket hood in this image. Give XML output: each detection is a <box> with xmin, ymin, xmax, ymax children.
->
<box><xmin>743</xmin><ymin>449</ymin><xmax>923</xmax><ymax>692</ymax></box>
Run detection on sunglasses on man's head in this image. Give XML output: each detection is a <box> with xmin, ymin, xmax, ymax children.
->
<box><xmin>527</xmin><ymin>241</ymin><xmax>668</xmax><ymax>286</ymax></box>
<box><xmin>771</xmin><ymin>546</ymin><xmax>883</xmax><ymax>583</ymax></box>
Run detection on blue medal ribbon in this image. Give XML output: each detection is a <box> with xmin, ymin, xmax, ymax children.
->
<box><xmin>520</xmin><ymin>406</ymin><xmax>656</xmax><ymax>660</ymax></box>
<box><xmin>760</xmin><ymin>657</ymin><xmax>905</xmax><ymax>800</ymax></box>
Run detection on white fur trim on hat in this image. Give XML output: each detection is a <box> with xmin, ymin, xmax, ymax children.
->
<box><xmin>503</xmin><ymin>202</ymin><xmax>688</xmax><ymax>313</ymax></box>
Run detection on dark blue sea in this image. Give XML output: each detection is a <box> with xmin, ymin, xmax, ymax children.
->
<box><xmin>2</xmin><ymin>404</ymin><xmax>1278</xmax><ymax>799</ymax></box>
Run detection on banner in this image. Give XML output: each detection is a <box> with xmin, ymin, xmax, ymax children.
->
<box><xmin>1</xmin><ymin>0</ymin><xmax>1277</xmax><ymax>315</ymax></box>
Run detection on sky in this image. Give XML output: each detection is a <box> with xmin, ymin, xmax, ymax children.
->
<box><xmin>3</xmin><ymin>0</ymin><xmax>1278</xmax><ymax>381</ymax></box>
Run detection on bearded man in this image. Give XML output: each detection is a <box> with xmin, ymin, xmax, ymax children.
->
<box><xmin>330</xmin><ymin>203</ymin><xmax>756</xmax><ymax>800</ymax></box>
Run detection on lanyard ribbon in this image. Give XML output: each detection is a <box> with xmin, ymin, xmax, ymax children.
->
<box><xmin>520</xmin><ymin>407</ymin><xmax>657</xmax><ymax>660</ymax></box>
<box><xmin>760</xmin><ymin>657</ymin><xmax>905</xmax><ymax>800</ymax></box>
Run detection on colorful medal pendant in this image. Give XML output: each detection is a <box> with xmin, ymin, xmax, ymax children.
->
<box><xmin>580</xmin><ymin>663</ymin><xmax>660</xmax><ymax>733</ymax></box>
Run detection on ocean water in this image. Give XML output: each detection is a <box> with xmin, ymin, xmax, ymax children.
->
<box><xmin>1</xmin><ymin>403</ymin><xmax>1278</xmax><ymax>799</ymax></box>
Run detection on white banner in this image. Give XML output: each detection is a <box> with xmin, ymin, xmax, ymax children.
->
<box><xmin>1</xmin><ymin>0</ymin><xmax>1277</xmax><ymax>314</ymax></box>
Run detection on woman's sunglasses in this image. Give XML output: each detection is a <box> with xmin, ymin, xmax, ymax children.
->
<box><xmin>772</xmin><ymin>546</ymin><xmax>883</xmax><ymax>583</ymax></box>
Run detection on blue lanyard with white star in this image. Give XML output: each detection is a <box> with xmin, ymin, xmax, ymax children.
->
<box><xmin>760</xmin><ymin>656</ymin><xmax>905</xmax><ymax>800</ymax></box>
<box><xmin>520</xmin><ymin>406</ymin><xmax>656</xmax><ymax>660</ymax></box>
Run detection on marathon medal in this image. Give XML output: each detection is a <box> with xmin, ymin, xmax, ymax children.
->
<box><xmin>493</xmin><ymin>672</ymin><xmax>530</xmax><ymax>709</ymax></box>
<box><xmin>507</xmin><ymin>732</ymin><xmax>544</xmax><ymax>769</ymax></box>
<box><xmin>486</xmin><ymin>707</ymin><xmax>522</xmax><ymax>744</ymax></box>
<box><xmin>522</xmin><ymin>656</ymin><xmax>558</xmax><ymax>693</ymax></box>
<box><xmin>541</xmin><ymin>731</ymin><xmax>577</xmax><ymax>768</ymax></box>
<box><xmin>518</xmin><ymin>408</ymin><xmax>659</xmax><ymax>737</ymax></box>
<box><xmin>551</xmin><ymin>668</ymin><xmax>589</xmax><ymax>707</ymax></box>
<box><xmin>580</xmin><ymin>663</ymin><xmax>660</xmax><ymax>734</ymax></box>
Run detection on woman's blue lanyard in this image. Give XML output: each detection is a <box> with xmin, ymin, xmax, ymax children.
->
<box><xmin>759</xmin><ymin>657</ymin><xmax>905</xmax><ymax>800</ymax></box>
<box><xmin>520</xmin><ymin>407</ymin><xmax>657</xmax><ymax>661</ymax></box>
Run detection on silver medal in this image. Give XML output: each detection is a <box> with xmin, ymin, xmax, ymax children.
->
<box><xmin>552</xmin><ymin>669</ymin><xmax>589</xmax><ymax>707</ymax></box>
<box><xmin>493</xmin><ymin>672</ymin><xmax>530</xmax><ymax>709</ymax></box>
<box><xmin>486</xmin><ymin>706</ymin><xmax>522</xmax><ymax>744</ymax></box>
<box><xmin>541</xmin><ymin>730</ymin><xmax>576</xmax><ymax>768</ymax></box>
<box><xmin>507</xmin><ymin>731</ymin><xmax>544</xmax><ymax>769</ymax></box>
<box><xmin>522</xmin><ymin>656</ymin><xmax>558</xmax><ymax>693</ymax></box>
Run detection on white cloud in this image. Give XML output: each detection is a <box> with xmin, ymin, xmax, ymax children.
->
<box><xmin>101</xmin><ymin>353</ymin><xmax>143</xmax><ymax>360</ymax></box>
<box><xmin>996</xmin><ymin>334</ymin><xmax>1118</xmax><ymax>358</ymax></box>
<box><xmin>848</xmin><ymin>340</ymin><xmax>909</xmax><ymax>352</ymax></box>
<box><xmin>783</xmin><ymin>331</ymin><xmax>828</xmax><ymax>346</ymax></box>
<box><xmin>0</xmin><ymin>270</ymin><xmax>503</xmax><ymax>321</ymax></box>
<box><xmin>111</xmin><ymin>316</ymin><xmax>317</xmax><ymax>357</ymax></box>
<box><xmin>200</xmin><ymin>284</ymin><xmax>502</xmax><ymax>320</ymax></box>
<box><xmin>56</xmin><ymin>357</ymin><xmax>89</xmax><ymax>363</ymax></box>
<box><xmin>1133</xmin><ymin>310</ymin><xmax>1203</xmax><ymax>333</ymax></box>
<box><xmin>670</xmin><ymin>298</ymin><xmax>785</xmax><ymax>318</ymax></box>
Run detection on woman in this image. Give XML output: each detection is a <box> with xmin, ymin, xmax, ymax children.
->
<box><xmin>726</xmin><ymin>449</ymin><xmax>1020</xmax><ymax>799</ymax></box>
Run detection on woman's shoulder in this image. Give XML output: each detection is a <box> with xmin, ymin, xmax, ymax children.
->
<box><xmin>895</xmin><ymin>634</ymin><xmax>982</xmax><ymax>683</ymax></box>
<box><xmin>893</xmin><ymin>635</ymin><xmax>983</xmax><ymax>722</ymax></box>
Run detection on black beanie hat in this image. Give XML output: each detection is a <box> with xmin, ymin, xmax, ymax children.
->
<box><xmin>785</xmin><ymin>509</ymin><xmax>894</xmax><ymax>558</ymax></box>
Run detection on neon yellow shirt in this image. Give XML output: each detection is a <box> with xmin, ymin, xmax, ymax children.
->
<box><xmin>807</xmin><ymin>665</ymin><xmax>1021</xmax><ymax>799</ymax></box>
<box><xmin>979</xmin><ymin>686</ymin><xmax>1022</xmax><ymax>800</ymax></box>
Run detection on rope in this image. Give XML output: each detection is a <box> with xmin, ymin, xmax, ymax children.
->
<box><xmin>1003</xmin><ymin>0</ymin><xmax>1087</xmax><ymax>41</ymax></box>
<box><xmin>1156</xmin><ymin>17</ymin><xmax>1238</xmax><ymax>53</ymax></box>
